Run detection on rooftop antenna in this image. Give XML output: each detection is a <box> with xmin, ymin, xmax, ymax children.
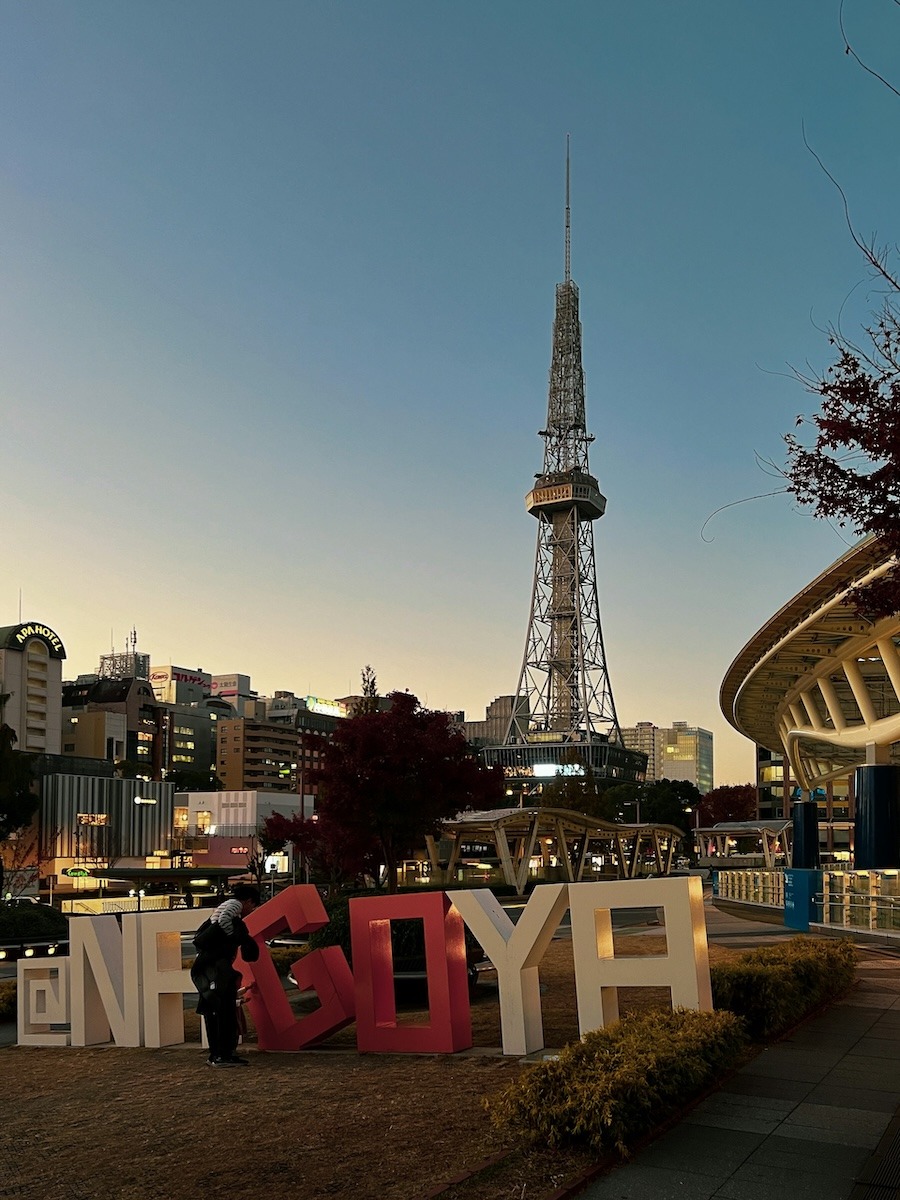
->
<box><xmin>565</xmin><ymin>133</ymin><xmax>571</xmax><ymax>284</ymax></box>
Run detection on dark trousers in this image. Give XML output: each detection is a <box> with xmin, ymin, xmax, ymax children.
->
<box><xmin>202</xmin><ymin>989</ymin><xmax>239</xmax><ymax>1060</ymax></box>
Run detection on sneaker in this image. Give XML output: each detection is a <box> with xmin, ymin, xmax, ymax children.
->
<box><xmin>208</xmin><ymin>1057</ymin><xmax>238</xmax><ymax>1067</ymax></box>
<box><xmin>223</xmin><ymin>1055</ymin><xmax>250</xmax><ymax>1066</ymax></box>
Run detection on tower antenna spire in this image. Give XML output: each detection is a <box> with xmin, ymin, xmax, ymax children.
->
<box><xmin>565</xmin><ymin>133</ymin><xmax>571</xmax><ymax>283</ymax></box>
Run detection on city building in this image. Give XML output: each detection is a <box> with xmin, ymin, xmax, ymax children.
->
<box><xmin>0</xmin><ymin>621</ymin><xmax>66</xmax><ymax>755</ymax></box>
<box><xmin>148</xmin><ymin>664</ymin><xmax>211</xmax><ymax>705</ymax></box>
<box><xmin>210</xmin><ymin>673</ymin><xmax>258</xmax><ymax>714</ymax></box>
<box><xmin>41</xmin><ymin>775</ymin><xmax>175</xmax><ymax>875</ymax></box>
<box><xmin>62</xmin><ymin>677</ymin><xmax>160</xmax><ymax>776</ymax></box>
<box><xmin>755</xmin><ymin>744</ymin><xmax>852</xmax><ymax>860</ymax></box>
<box><xmin>216</xmin><ymin>718</ymin><xmax>300</xmax><ymax>792</ymax></box>
<box><xmin>620</xmin><ymin>721</ymin><xmax>714</xmax><ymax>794</ymax></box>
<box><xmin>482</xmin><ymin>149</ymin><xmax>646</xmax><ymax>793</ymax></box>
<box><xmin>463</xmin><ymin>696</ymin><xmax>529</xmax><ymax>747</ymax></box>
<box><xmin>264</xmin><ymin>691</ymin><xmax>342</xmax><ymax>812</ymax></box>
<box><xmin>173</xmin><ymin>788</ymin><xmax>302</xmax><ymax>867</ymax></box>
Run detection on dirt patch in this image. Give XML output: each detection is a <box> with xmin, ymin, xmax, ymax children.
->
<box><xmin>1</xmin><ymin>934</ymin><xmax>740</xmax><ymax>1200</ymax></box>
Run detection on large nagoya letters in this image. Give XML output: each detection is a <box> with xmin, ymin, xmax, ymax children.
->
<box><xmin>240</xmin><ymin>884</ymin><xmax>355</xmax><ymax>1050</ymax></box>
<box><xmin>568</xmin><ymin>875</ymin><xmax>712</xmax><ymax>1033</ymax></box>
<box><xmin>351</xmin><ymin>890</ymin><xmax>472</xmax><ymax>1053</ymax></box>
<box><xmin>450</xmin><ymin>884</ymin><xmax>569</xmax><ymax>1056</ymax></box>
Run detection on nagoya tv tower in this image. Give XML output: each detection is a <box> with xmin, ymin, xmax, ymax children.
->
<box><xmin>485</xmin><ymin>141</ymin><xmax>645</xmax><ymax>788</ymax></box>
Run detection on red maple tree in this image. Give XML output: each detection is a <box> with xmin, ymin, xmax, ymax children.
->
<box><xmin>312</xmin><ymin>690</ymin><xmax>503</xmax><ymax>892</ymax></box>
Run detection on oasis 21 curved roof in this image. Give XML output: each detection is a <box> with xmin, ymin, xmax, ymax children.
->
<box><xmin>720</xmin><ymin>537</ymin><xmax>900</xmax><ymax>792</ymax></box>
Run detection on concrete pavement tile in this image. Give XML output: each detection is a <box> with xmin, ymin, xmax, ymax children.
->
<box><xmin>681</xmin><ymin>1109</ymin><xmax>783</xmax><ymax>1135</ymax></box>
<box><xmin>859</xmin><ymin>1025</ymin><xmax>900</xmax><ymax>1041</ymax></box>
<box><xmin>805</xmin><ymin>1083</ymin><xmax>900</xmax><ymax>1113</ymax></box>
<box><xmin>682</xmin><ymin>1092</ymin><xmax>794</xmax><ymax>1135</ymax></box>
<box><xmin>779</xmin><ymin>1103</ymin><xmax>892</xmax><ymax>1148</ymax></box>
<box><xmin>690</xmin><ymin>1092</ymin><xmax>796</xmax><ymax>1118</ymax></box>
<box><xmin>722</xmin><ymin>1075</ymin><xmax>813</xmax><ymax>1102</ymax></box>
<box><xmin>746</xmin><ymin>1136</ymin><xmax>870</xmax><ymax>1175</ymax></box>
<box><xmin>826</xmin><ymin>1068</ymin><xmax>900</xmax><ymax>1094</ymax></box>
<box><xmin>576</xmin><ymin>1164</ymin><xmax>723</xmax><ymax>1199</ymax></box>
<box><xmin>836</xmin><ymin>994</ymin><xmax>900</xmax><ymax>1008</ymax></box>
<box><xmin>634</xmin><ymin>1125</ymin><xmax>762</xmax><ymax>1177</ymax></box>
<box><xmin>714</xmin><ymin>1162</ymin><xmax>861</xmax><ymax>1200</ymax></box>
<box><xmin>851</xmin><ymin>1038</ymin><xmax>900</xmax><ymax>1060</ymax></box>
<box><xmin>741</xmin><ymin>1050</ymin><xmax>836</xmax><ymax>1083</ymax></box>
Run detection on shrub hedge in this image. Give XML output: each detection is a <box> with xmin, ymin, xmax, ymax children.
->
<box><xmin>0</xmin><ymin>903</ymin><xmax>68</xmax><ymax>941</ymax></box>
<box><xmin>489</xmin><ymin>935</ymin><xmax>857</xmax><ymax>1157</ymax></box>
<box><xmin>0</xmin><ymin>980</ymin><xmax>16</xmax><ymax>1022</ymax></box>
<box><xmin>488</xmin><ymin>1008</ymin><xmax>747</xmax><ymax>1157</ymax></box>
<box><xmin>710</xmin><ymin>935</ymin><xmax>856</xmax><ymax>1040</ymax></box>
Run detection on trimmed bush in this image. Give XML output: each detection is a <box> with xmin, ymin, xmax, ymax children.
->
<box><xmin>268</xmin><ymin>944</ymin><xmax>311</xmax><ymax>975</ymax></box>
<box><xmin>488</xmin><ymin>1008</ymin><xmax>747</xmax><ymax>1157</ymax></box>
<box><xmin>0</xmin><ymin>903</ymin><xmax>68</xmax><ymax>942</ymax></box>
<box><xmin>0</xmin><ymin>980</ymin><xmax>16</xmax><ymax>1022</ymax></box>
<box><xmin>710</xmin><ymin>936</ymin><xmax>856</xmax><ymax>1040</ymax></box>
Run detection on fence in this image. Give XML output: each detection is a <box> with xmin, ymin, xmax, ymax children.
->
<box><xmin>715</xmin><ymin>866</ymin><xmax>900</xmax><ymax>933</ymax></box>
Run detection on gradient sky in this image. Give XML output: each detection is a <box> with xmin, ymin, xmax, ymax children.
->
<box><xmin>2</xmin><ymin>1</ymin><xmax>898</xmax><ymax>784</ymax></box>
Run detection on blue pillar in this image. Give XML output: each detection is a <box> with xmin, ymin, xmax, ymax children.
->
<box><xmin>792</xmin><ymin>800</ymin><xmax>820</xmax><ymax>870</ymax></box>
<box><xmin>784</xmin><ymin>868</ymin><xmax>822</xmax><ymax>931</ymax></box>
<box><xmin>854</xmin><ymin>764</ymin><xmax>900</xmax><ymax>869</ymax></box>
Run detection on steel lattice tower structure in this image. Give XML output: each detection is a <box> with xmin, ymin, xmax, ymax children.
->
<box><xmin>484</xmin><ymin>143</ymin><xmax>645</xmax><ymax>787</ymax></box>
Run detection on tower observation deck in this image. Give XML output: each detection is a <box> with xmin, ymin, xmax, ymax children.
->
<box><xmin>483</xmin><ymin>144</ymin><xmax>646</xmax><ymax>788</ymax></box>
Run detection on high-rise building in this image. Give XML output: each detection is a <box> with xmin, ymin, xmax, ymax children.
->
<box><xmin>620</xmin><ymin>721</ymin><xmax>714</xmax><ymax>794</ymax></box>
<box><xmin>148</xmin><ymin>664</ymin><xmax>211</xmax><ymax>705</ymax></box>
<box><xmin>216</xmin><ymin>718</ymin><xmax>299</xmax><ymax>792</ymax></box>
<box><xmin>483</xmin><ymin>146</ymin><xmax>645</xmax><ymax>791</ymax></box>
<box><xmin>0</xmin><ymin>622</ymin><xmax>66</xmax><ymax>755</ymax></box>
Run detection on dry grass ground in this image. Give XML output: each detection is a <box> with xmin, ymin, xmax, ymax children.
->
<box><xmin>1</xmin><ymin>934</ymin><xmax>744</xmax><ymax>1200</ymax></box>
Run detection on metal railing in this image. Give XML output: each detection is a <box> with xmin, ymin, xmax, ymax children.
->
<box><xmin>715</xmin><ymin>869</ymin><xmax>785</xmax><ymax>907</ymax></box>
<box><xmin>715</xmin><ymin>866</ymin><xmax>900</xmax><ymax>933</ymax></box>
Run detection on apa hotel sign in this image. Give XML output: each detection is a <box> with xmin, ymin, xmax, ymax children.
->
<box><xmin>17</xmin><ymin>879</ymin><xmax>711</xmax><ymax>1057</ymax></box>
<box><xmin>1</xmin><ymin>622</ymin><xmax>66</xmax><ymax>658</ymax></box>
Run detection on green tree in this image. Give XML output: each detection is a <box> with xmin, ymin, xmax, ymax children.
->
<box><xmin>603</xmin><ymin>778</ymin><xmax>700</xmax><ymax>833</ymax></box>
<box><xmin>166</xmin><ymin>768</ymin><xmax>223</xmax><ymax>791</ymax></box>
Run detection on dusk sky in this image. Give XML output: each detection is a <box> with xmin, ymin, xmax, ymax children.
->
<box><xmin>2</xmin><ymin>1</ymin><xmax>898</xmax><ymax>783</ymax></box>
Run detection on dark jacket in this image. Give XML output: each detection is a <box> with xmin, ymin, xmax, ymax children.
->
<box><xmin>190</xmin><ymin>913</ymin><xmax>259</xmax><ymax>1014</ymax></box>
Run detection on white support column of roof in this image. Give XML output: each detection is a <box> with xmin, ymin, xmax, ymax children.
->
<box><xmin>843</xmin><ymin>658</ymin><xmax>878</xmax><ymax>727</ymax></box>
<box><xmin>876</xmin><ymin>637</ymin><xmax>900</xmax><ymax>702</ymax></box>
<box><xmin>788</xmin><ymin>701</ymin><xmax>807</xmax><ymax>730</ymax></box>
<box><xmin>801</xmin><ymin>690</ymin><xmax>825</xmax><ymax>730</ymax></box>
<box><xmin>817</xmin><ymin>676</ymin><xmax>847</xmax><ymax>731</ymax></box>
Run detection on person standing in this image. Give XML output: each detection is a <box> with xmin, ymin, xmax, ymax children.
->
<box><xmin>190</xmin><ymin>883</ymin><xmax>260</xmax><ymax>1066</ymax></box>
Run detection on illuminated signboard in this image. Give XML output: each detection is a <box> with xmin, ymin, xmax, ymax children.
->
<box><xmin>2</xmin><ymin>623</ymin><xmax>66</xmax><ymax>659</ymax></box>
<box><xmin>305</xmin><ymin>696</ymin><xmax>348</xmax><ymax>718</ymax></box>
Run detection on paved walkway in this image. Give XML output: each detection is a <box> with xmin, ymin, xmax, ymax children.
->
<box><xmin>579</xmin><ymin>903</ymin><xmax>900</xmax><ymax>1200</ymax></box>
